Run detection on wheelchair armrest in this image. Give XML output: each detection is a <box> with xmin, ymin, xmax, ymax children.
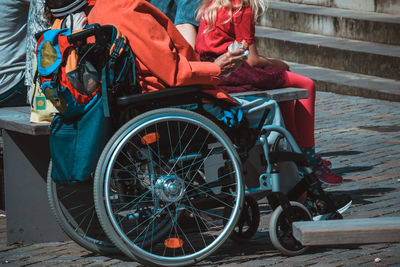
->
<box><xmin>115</xmin><ymin>86</ymin><xmax>204</xmax><ymax>106</ymax></box>
<box><xmin>269</xmin><ymin>151</ymin><xmax>309</xmax><ymax>167</ymax></box>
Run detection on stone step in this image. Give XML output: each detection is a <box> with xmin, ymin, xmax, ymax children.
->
<box><xmin>271</xmin><ymin>0</ymin><xmax>400</xmax><ymax>15</ymax></box>
<box><xmin>255</xmin><ymin>26</ymin><xmax>400</xmax><ymax>80</ymax></box>
<box><xmin>287</xmin><ymin>61</ymin><xmax>400</xmax><ymax>101</ymax></box>
<box><xmin>260</xmin><ymin>1</ymin><xmax>400</xmax><ymax>45</ymax></box>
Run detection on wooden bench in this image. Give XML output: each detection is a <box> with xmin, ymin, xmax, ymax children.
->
<box><xmin>230</xmin><ymin>87</ymin><xmax>308</xmax><ymax>101</ymax></box>
<box><xmin>0</xmin><ymin>107</ymin><xmax>67</xmax><ymax>245</ymax></box>
<box><xmin>0</xmin><ymin>87</ymin><xmax>308</xmax><ymax>245</ymax></box>
<box><xmin>293</xmin><ymin>217</ymin><xmax>400</xmax><ymax>246</ymax></box>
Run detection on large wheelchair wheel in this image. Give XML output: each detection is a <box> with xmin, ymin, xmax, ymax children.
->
<box><xmin>269</xmin><ymin>201</ymin><xmax>311</xmax><ymax>256</ymax></box>
<box><xmin>94</xmin><ymin>108</ymin><xmax>244</xmax><ymax>266</ymax></box>
<box><xmin>47</xmin><ymin>161</ymin><xmax>118</xmax><ymax>254</ymax></box>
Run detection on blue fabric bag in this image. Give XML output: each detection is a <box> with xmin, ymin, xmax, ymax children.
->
<box><xmin>38</xmin><ymin>24</ymin><xmax>136</xmax><ymax>184</ymax></box>
<box><xmin>49</xmin><ymin>95</ymin><xmax>112</xmax><ymax>184</ymax></box>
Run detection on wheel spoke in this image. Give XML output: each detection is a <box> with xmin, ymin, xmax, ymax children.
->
<box><xmin>48</xmin><ymin>165</ymin><xmax>116</xmax><ymax>254</ymax></box>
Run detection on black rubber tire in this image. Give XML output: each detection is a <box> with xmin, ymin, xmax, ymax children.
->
<box><xmin>229</xmin><ymin>195</ymin><xmax>260</xmax><ymax>242</ymax></box>
<box><xmin>269</xmin><ymin>201</ymin><xmax>311</xmax><ymax>256</ymax></box>
<box><xmin>47</xmin><ymin>161</ymin><xmax>118</xmax><ymax>255</ymax></box>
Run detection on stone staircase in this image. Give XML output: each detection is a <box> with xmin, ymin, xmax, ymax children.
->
<box><xmin>255</xmin><ymin>0</ymin><xmax>400</xmax><ymax>101</ymax></box>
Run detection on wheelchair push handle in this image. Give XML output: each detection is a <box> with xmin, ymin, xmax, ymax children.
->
<box><xmin>34</xmin><ymin>25</ymin><xmax>115</xmax><ymax>42</ymax></box>
<box><xmin>67</xmin><ymin>25</ymin><xmax>114</xmax><ymax>43</ymax></box>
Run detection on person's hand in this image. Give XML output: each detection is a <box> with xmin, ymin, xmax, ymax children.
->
<box><xmin>214</xmin><ymin>49</ymin><xmax>247</xmax><ymax>76</ymax></box>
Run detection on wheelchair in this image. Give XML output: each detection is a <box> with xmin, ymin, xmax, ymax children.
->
<box><xmin>47</xmin><ymin>85</ymin><xmax>343</xmax><ymax>266</ymax></box>
<box><xmin>45</xmin><ymin>26</ymin><xmax>342</xmax><ymax>267</ymax></box>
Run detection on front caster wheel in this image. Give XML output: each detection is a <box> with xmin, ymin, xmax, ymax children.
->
<box><xmin>269</xmin><ymin>201</ymin><xmax>311</xmax><ymax>256</ymax></box>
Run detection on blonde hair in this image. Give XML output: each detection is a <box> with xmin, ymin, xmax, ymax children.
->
<box><xmin>196</xmin><ymin>0</ymin><xmax>268</xmax><ymax>32</ymax></box>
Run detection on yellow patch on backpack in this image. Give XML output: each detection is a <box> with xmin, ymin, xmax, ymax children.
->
<box><xmin>40</xmin><ymin>41</ymin><xmax>58</xmax><ymax>68</ymax></box>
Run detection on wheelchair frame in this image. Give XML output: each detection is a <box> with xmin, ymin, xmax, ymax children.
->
<box><xmin>47</xmin><ymin>85</ymin><xmax>342</xmax><ymax>266</ymax></box>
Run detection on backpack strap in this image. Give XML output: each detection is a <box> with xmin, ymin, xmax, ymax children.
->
<box><xmin>101</xmin><ymin>26</ymin><xmax>137</xmax><ymax>117</ymax></box>
<box><xmin>60</xmin><ymin>14</ymin><xmax>74</xmax><ymax>29</ymax></box>
<box><xmin>101</xmin><ymin>67</ymin><xmax>111</xmax><ymax>117</ymax></box>
<box><xmin>101</xmin><ymin>37</ymin><xmax>124</xmax><ymax>118</ymax></box>
<box><xmin>30</xmin><ymin>70</ymin><xmax>39</xmax><ymax>107</ymax></box>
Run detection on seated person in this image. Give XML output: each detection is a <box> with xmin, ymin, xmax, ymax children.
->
<box><xmin>88</xmin><ymin>0</ymin><xmax>287</xmax><ymax>144</ymax></box>
<box><xmin>195</xmin><ymin>0</ymin><xmax>342</xmax><ymax>187</ymax></box>
<box><xmin>45</xmin><ymin>0</ymin><xmax>254</xmax><ymax>122</ymax></box>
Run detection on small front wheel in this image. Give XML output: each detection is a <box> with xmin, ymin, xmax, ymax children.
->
<box><xmin>269</xmin><ymin>201</ymin><xmax>311</xmax><ymax>256</ymax></box>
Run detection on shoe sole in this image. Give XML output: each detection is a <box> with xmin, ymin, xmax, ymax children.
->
<box><xmin>337</xmin><ymin>199</ymin><xmax>352</xmax><ymax>214</ymax></box>
<box><xmin>312</xmin><ymin>200</ymin><xmax>352</xmax><ymax>221</ymax></box>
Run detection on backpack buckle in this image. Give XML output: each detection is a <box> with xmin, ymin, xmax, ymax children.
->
<box><xmin>110</xmin><ymin>37</ymin><xmax>125</xmax><ymax>60</ymax></box>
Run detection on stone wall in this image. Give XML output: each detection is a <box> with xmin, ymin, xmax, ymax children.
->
<box><xmin>271</xmin><ymin>0</ymin><xmax>400</xmax><ymax>14</ymax></box>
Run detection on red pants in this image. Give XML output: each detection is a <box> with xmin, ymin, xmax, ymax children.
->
<box><xmin>279</xmin><ymin>71</ymin><xmax>316</xmax><ymax>148</ymax></box>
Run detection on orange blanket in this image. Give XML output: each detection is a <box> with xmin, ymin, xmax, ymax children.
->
<box><xmin>88</xmin><ymin>0</ymin><xmax>238</xmax><ymax>104</ymax></box>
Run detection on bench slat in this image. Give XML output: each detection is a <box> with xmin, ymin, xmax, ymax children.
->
<box><xmin>292</xmin><ymin>217</ymin><xmax>400</xmax><ymax>246</ymax></box>
<box><xmin>0</xmin><ymin>106</ymin><xmax>49</xmax><ymax>135</ymax></box>
<box><xmin>231</xmin><ymin>87</ymin><xmax>308</xmax><ymax>102</ymax></box>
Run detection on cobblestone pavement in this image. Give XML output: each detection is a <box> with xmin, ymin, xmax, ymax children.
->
<box><xmin>1</xmin><ymin>91</ymin><xmax>399</xmax><ymax>266</ymax></box>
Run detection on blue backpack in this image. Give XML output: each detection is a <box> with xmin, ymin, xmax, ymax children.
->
<box><xmin>36</xmin><ymin>23</ymin><xmax>137</xmax><ymax>184</ymax></box>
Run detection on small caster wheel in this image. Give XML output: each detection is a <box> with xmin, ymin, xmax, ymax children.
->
<box><xmin>269</xmin><ymin>201</ymin><xmax>312</xmax><ymax>256</ymax></box>
<box><xmin>229</xmin><ymin>195</ymin><xmax>260</xmax><ymax>242</ymax></box>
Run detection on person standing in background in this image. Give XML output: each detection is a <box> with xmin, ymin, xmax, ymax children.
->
<box><xmin>0</xmin><ymin>0</ymin><xmax>30</xmax><ymax>107</ymax></box>
<box><xmin>25</xmin><ymin>0</ymin><xmax>50</xmax><ymax>99</ymax></box>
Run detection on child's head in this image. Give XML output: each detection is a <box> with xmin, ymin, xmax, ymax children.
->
<box><xmin>44</xmin><ymin>0</ymin><xmax>88</xmax><ymax>23</ymax></box>
<box><xmin>197</xmin><ymin>0</ymin><xmax>267</xmax><ymax>31</ymax></box>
